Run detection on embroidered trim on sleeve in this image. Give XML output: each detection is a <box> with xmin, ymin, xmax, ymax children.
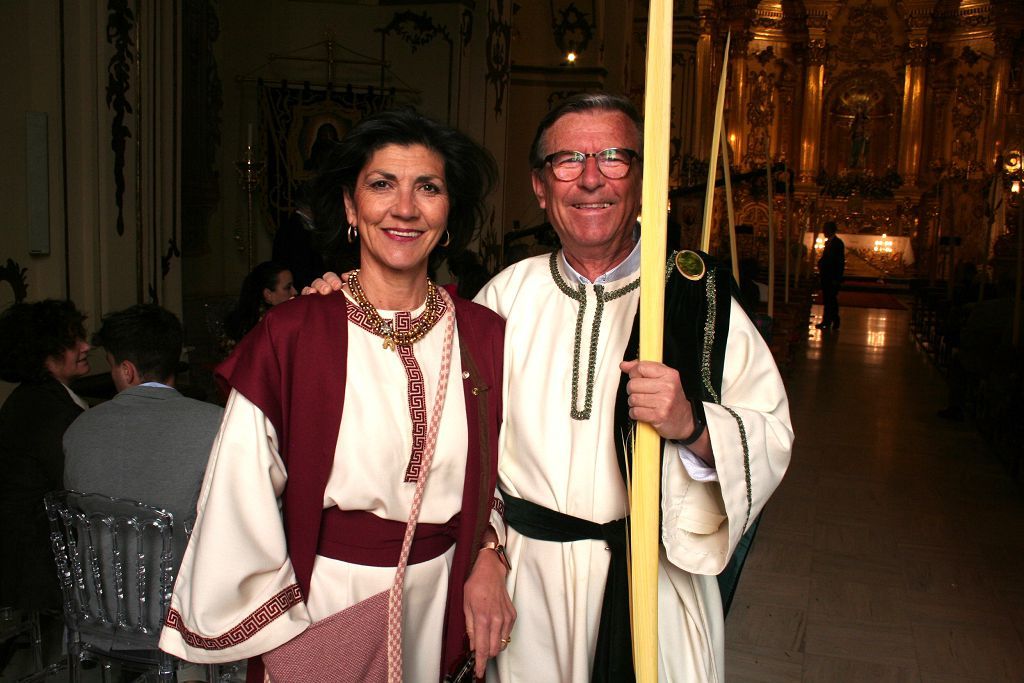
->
<box><xmin>721</xmin><ymin>406</ymin><xmax>753</xmax><ymax>532</ymax></box>
<box><xmin>164</xmin><ymin>584</ymin><xmax>303</xmax><ymax>650</ymax></box>
<box><xmin>692</xmin><ymin>263</ymin><xmax>752</xmax><ymax>531</ymax></box>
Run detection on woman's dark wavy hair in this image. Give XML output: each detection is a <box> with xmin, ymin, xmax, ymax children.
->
<box><xmin>0</xmin><ymin>299</ymin><xmax>87</xmax><ymax>384</ymax></box>
<box><xmin>309</xmin><ymin>107</ymin><xmax>497</xmax><ymax>272</ymax></box>
<box><xmin>224</xmin><ymin>261</ymin><xmax>288</xmax><ymax>343</ymax></box>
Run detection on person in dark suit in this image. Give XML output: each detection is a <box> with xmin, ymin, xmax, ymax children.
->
<box><xmin>816</xmin><ymin>220</ymin><xmax>845</xmax><ymax>330</ymax></box>
<box><xmin>0</xmin><ymin>300</ymin><xmax>91</xmax><ymax>611</ymax></box>
<box><xmin>63</xmin><ymin>304</ymin><xmax>223</xmax><ymax>531</ymax></box>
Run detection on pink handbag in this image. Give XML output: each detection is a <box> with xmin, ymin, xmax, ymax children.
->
<box><xmin>262</xmin><ymin>290</ymin><xmax>456</xmax><ymax>683</ymax></box>
<box><xmin>261</xmin><ymin>589</ymin><xmax>390</xmax><ymax>681</ymax></box>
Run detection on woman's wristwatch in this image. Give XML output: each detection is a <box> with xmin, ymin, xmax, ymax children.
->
<box><xmin>479</xmin><ymin>540</ymin><xmax>511</xmax><ymax>573</ymax></box>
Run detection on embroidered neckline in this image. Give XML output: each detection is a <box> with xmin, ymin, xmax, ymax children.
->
<box><xmin>345</xmin><ymin>291</ymin><xmax>449</xmax><ymax>482</ymax></box>
<box><xmin>348</xmin><ymin>270</ymin><xmax>441</xmax><ymax>350</ymax></box>
<box><xmin>549</xmin><ymin>251</ymin><xmax>639</xmax><ymax>420</ymax></box>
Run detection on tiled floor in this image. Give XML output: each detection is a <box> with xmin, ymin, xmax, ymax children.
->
<box><xmin>724</xmin><ymin>305</ymin><xmax>1024</xmax><ymax>682</ymax></box>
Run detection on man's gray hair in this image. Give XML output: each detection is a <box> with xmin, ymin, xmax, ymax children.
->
<box><xmin>528</xmin><ymin>92</ymin><xmax>644</xmax><ymax>169</ymax></box>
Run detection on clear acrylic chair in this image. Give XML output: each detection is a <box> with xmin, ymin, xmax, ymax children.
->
<box><xmin>44</xmin><ymin>490</ymin><xmax>219</xmax><ymax>683</ymax></box>
<box><xmin>0</xmin><ymin>606</ymin><xmax>44</xmax><ymax>677</ymax></box>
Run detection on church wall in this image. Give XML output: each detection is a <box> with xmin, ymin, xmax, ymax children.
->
<box><xmin>186</xmin><ymin>0</ymin><xmax>510</xmax><ymax>300</ymax></box>
<box><xmin>0</xmin><ymin>1</ymin><xmax>67</xmax><ymax>308</ymax></box>
<box><xmin>199</xmin><ymin>0</ymin><xmax>463</xmax><ymax>300</ymax></box>
<box><xmin>500</xmin><ymin>0</ymin><xmax>636</xmax><ymax>261</ymax></box>
<box><xmin>0</xmin><ymin>1</ymin><xmax>66</xmax><ymax>404</ymax></box>
<box><xmin>1</xmin><ymin>1</ymin><xmax>183</xmax><ymax>403</ymax></box>
<box><xmin>0</xmin><ymin>2</ymin><xmax>178</xmax><ymax>395</ymax></box>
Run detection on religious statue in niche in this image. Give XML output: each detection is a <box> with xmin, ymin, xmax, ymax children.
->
<box><xmin>849</xmin><ymin>105</ymin><xmax>870</xmax><ymax>169</ymax></box>
<box><xmin>832</xmin><ymin>86</ymin><xmax>889</xmax><ymax>173</ymax></box>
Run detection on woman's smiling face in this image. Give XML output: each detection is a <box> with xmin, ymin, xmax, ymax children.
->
<box><xmin>344</xmin><ymin>144</ymin><xmax>450</xmax><ymax>280</ymax></box>
<box><xmin>45</xmin><ymin>337</ymin><xmax>91</xmax><ymax>385</ymax></box>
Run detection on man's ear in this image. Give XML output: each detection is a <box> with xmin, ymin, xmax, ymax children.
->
<box><xmin>121</xmin><ymin>359</ymin><xmax>141</xmax><ymax>387</ymax></box>
<box><xmin>531</xmin><ymin>170</ymin><xmax>548</xmax><ymax>211</ymax></box>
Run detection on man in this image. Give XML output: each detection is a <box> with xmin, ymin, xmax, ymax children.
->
<box><xmin>307</xmin><ymin>93</ymin><xmax>793</xmax><ymax>681</ymax></box>
<box><xmin>63</xmin><ymin>304</ymin><xmax>222</xmax><ymax>532</ymax></box>
<box><xmin>815</xmin><ymin>220</ymin><xmax>845</xmax><ymax>330</ymax></box>
<box><xmin>474</xmin><ymin>93</ymin><xmax>793</xmax><ymax>682</ymax></box>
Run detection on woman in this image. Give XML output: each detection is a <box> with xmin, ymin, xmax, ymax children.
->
<box><xmin>222</xmin><ymin>261</ymin><xmax>297</xmax><ymax>348</ymax></box>
<box><xmin>160</xmin><ymin>109</ymin><xmax>514</xmax><ymax>682</ymax></box>
<box><xmin>0</xmin><ymin>300</ymin><xmax>91</xmax><ymax>611</ymax></box>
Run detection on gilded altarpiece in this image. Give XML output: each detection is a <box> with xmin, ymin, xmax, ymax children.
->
<box><xmin>821</xmin><ymin>72</ymin><xmax>899</xmax><ymax>177</ymax></box>
<box><xmin>821</xmin><ymin>0</ymin><xmax>904</xmax><ymax>180</ymax></box>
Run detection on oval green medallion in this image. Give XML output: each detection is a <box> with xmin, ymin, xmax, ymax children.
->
<box><xmin>675</xmin><ymin>250</ymin><xmax>706</xmax><ymax>281</ymax></box>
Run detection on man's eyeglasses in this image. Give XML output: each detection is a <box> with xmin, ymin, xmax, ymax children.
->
<box><xmin>542</xmin><ymin>148</ymin><xmax>641</xmax><ymax>181</ymax></box>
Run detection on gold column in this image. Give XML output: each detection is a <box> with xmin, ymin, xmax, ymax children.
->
<box><xmin>676</xmin><ymin>15</ymin><xmax>700</xmax><ymax>161</ymax></box>
<box><xmin>692</xmin><ymin>14</ymin><xmax>714</xmax><ymax>158</ymax></box>
<box><xmin>677</xmin><ymin>54</ymin><xmax>694</xmax><ymax>160</ymax></box>
<box><xmin>986</xmin><ymin>35</ymin><xmax>1013</xmax><ymax>168</ymax></box>
<box><xmin>798</xmin><ymin>39</ymin><xmax>826</xmax><ymax>183</ymax></box>
<box><xmin>728</xmin><ymin>33</ymin><xmax>749</xmax><ymax>166</ymax></box>
<box><xmin>898</xmin><ymin>40</ymin><xmax>927</xmax><ymax>185</ymax></box>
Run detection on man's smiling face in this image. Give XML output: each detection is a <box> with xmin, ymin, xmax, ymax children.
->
<box><xmin>531</xmin><ymin>110</ymin><xmax>642</xmax><ymax>267</ymax></box>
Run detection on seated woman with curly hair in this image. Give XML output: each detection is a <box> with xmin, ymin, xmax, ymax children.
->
<box><xmin>0</xmin><ymin>299</ymin><xmax>91</xmax><ymax>611</ymax></box>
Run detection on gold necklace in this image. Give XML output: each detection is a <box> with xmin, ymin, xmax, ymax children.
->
<box><xmin>347</xmin><ymin>270</ymin><xmax>441</xmax><ymax>351</ymax></box>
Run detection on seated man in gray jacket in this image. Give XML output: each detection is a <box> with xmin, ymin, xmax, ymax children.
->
<box><xmin>63</xmin><ymin>304</ymin><xmax>231</xmax><ymax>682</ymax></box>
<box><xmin>63</xmin><ymin>304</ymin><xmax>222</xmax><ymax>530</ymax></box>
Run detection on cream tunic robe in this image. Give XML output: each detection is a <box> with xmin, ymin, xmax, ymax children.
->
<box><xmin>475</xmin><ymin>250</ymin><xmax>793</xmax><ymax>683</ymax></box>
<box><xmin>159</xmin><ymin>298</ymin><xmax>505</xmax><ymax>680</ymax></box>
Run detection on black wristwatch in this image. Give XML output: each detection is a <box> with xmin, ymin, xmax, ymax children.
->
<box><xmin>672</xmin><ymin>402</ymin><xmax>707</xmax><ymax>447</ymax></box>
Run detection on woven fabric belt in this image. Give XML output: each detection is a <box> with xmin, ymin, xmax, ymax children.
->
<box><xmin>502</xmin><ymin>492</ymin><xmax>635</xmax><ymax>683</ymax></box>
<box><xmin>317</xmin><ymin>507</ymin><xmax>460</xmax><ymax>567</ymax></box>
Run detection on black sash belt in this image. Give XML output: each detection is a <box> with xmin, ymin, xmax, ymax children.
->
<box><xmin>502</xmin><ymin>492</ymin><xmax>635</xmax><ymax>683</ymax></box>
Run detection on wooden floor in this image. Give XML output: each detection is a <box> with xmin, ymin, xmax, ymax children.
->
<box><xmin>724</xmin><ymin>305</ymin><xmax>1024</xmax><ymax>682</ymax></box>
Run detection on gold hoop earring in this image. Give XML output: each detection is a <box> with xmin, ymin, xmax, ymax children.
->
<box><xmin>440</xmin><ymin>230</ymin><xmax>451</xmax><ymax>248</ymax></box>
<box><xmin>347</xmin><ymin>224</ymin><xmax>358</xmax><ymax>243</ymax></box>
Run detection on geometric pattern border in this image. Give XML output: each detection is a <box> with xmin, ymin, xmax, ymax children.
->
<box><xmin>163</xmin><ymin>584</ymin><xmax>303</xmax><ymax>650</ymax></box>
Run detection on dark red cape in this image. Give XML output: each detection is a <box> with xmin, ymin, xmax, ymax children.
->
<box><xmin>217</xmin><ymin>291</ymin><xmax>503</xmax><ymax>681</ymax></box>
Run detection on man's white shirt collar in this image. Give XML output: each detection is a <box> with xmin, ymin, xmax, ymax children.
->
<box><xmin>560</xmin><ymin>239</ymin><xmax>641</xmax><ymax>285</ymax></box>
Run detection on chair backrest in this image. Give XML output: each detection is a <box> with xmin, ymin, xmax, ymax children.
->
<box><xmin>44</xmin><ymin>490</ymin><xmax>178</xmax><ymax>654</ymax></box>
